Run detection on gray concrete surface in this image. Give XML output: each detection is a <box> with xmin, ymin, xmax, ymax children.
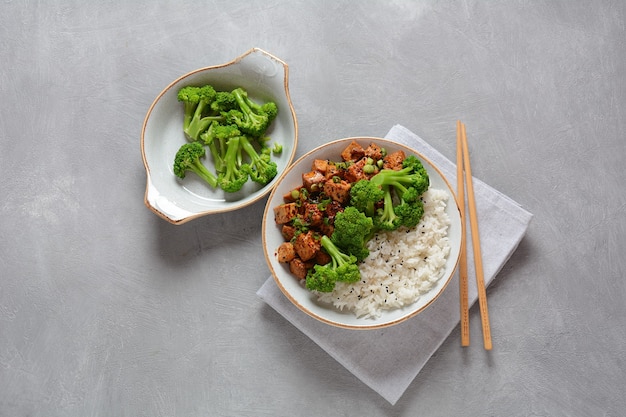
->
<box><xmin>1</xmin><ymin>1</ymin><xmax>625</xmax><ymax>416</ymax></box>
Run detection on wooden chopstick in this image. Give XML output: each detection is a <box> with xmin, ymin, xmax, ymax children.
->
<box><xmin>456</xmin><ymin>121</ymin><xmax>470</xmax><ymax>347</ymax></box>
<box><xmin>458</xmin><ymin>121</ymin><xmax>492</xmax><ymax>350</ymax></box>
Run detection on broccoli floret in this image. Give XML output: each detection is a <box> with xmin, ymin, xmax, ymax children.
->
<box><xmin>350</xmin><ymin>155</ymin><xmax>430</xmax><ymax>231</ymax></box>
<box><xmin>225</xmin><ymin>87</ymin><xmax>278</xmax><ymax>137</ymax></box>
<box><xmin>261</xmin><ymin>101</ymin><xmax>278</xmax><ymax>123</ymax></box>
<box><xmin>374</xmin><ymin>184</ymin><xmax>403</xmax><ymax>231</ymax></box>
<box><xmin>210</xmin><ymin>91</ymin><xmax>237</xmax><ymax>113</ymax></box>
<box><xmin>177</xmin><ymin>85</ymin><xmax>221</xmax><ymax>141</ymax></box>
<box><xmin>198</xmin><ymin>122</ymin><xmax>222</xmax><ymax>173</ymax></box>
<box><xmin>199</xmin><ymin>122</ymin><xmax>242</xmax><ymax>174</ymax></box>
<box><xmin>394</xmin><ymin>196</ymin><xmax>425</xmax><ymax>229</ymax></box>
<box><xmin>305</xmin><ymin>265</ymin><xmax>336</xmax><ymax>293</ymax></box>
<box><xmin>399</xmin><ymin>155</ymin><xmax>430</xmax><ymax>195</ymax></box>
<box><xmin>239</xmin><ymin>136</ymin><xmax>278</xmax><ymax>185</ymax></box>
<box><xmin>272</xmin><ymin>142</ymin><xmax>283</xmax><ymax>155</ymax></box>
<box><xmin>173</xmin><ymin>142</ymin><xmax>218</xmax><ymax>188</ymax></box>
<box><xmin>373</xmin><ymin>183</ymin><xmax>426</xmax><ymax>231</ymax></box>
<box><xmin>177</xmin><ymin>86</ymin><xmax>201</xmax><ymax>130</ymax></box>
<box><xmin>305</xmin><ymin>235</ymin><xmax>361</xmax><ymax>292</ymax></box>
<box><xmin>370</xmin><ymin>183</ymin><xmax>425</xmax><ymax>231</ymax></box>
<box><xmin>349</xmin><ymin>179</ymin><xmax>385</xmax><ymax>217</ymax></box>
<box><xmin>331</xmin><ymin>206</ymin><xmax>374</xmax><ymax>261</ymax></box>
<box><xmin>370</xmin><ymin>157</ymin><xmax>429</xmax><ymax>197</ymax></box>
<box><xmin>216</xmin><ymin>136</ymin><xmax>249</xmax><ymax>193</ymax></box>
<box><xmin>372</xmin><ymin>157</ymin><xmax>429</xmax><ymax>229</ymax></box>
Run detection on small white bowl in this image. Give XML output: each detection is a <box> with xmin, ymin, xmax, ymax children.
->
<box><xmin>262</xmin><ymin>137</ymin><xmax>462</xmax><ymax>329</ymax></box>
<box><xmin>141</xmin><ymin>48</ymin><xmax>298</xmax><ymax>224</ymax></box>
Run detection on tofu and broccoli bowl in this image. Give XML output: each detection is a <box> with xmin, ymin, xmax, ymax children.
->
<box><xmin>262</xmin><ymin>138</ymin><xmax>463</xmax><ymax>329</ymax></box>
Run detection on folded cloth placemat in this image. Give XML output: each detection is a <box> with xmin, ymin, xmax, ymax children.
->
<box><xmin>257</xmin><ymin>124</ymin><xmax>533</xmax><ymax>405</ymax></box>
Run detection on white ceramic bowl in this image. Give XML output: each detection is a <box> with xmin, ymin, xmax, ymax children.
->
<box><xmin>141</xmin><ymin>48</ymin><xmax>298</xmax><ymax>224</ymax></box>
<box><xmin>262</xmin><ymin>137</ymin><xmax>462</xmax><ymax>329</ymax></box>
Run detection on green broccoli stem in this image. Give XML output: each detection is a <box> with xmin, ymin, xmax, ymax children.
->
<box><xmin>386</xmin><ymin>180</ymin><xmax>410</xmax><ymax>200</ymax></box>
<box><xmin>372</xmin><ymin>159</ymin><xmax>429</xmax><ymax>196</ymax></box>
<box><xmin>232</xmin><ymin>88</ymin><xmax>260</xmax><ymax>113</ymax></box>
<box><xmin>232</xmin><ymin>89</ymin><xmax>267</xmax><ymax>132</ymax></box>
<box><xmin>371</xmin><ymin>166</ymin><xmax>413</xmax><ymax>187</ymax></box>
<box><xmin>371</xmin><ymin>166</ymin><xmax>426</xmax><ymax>204</ymax></box>
<box><xmin>206</xmin><ymin>140</ymin><xmax>224</xmax><ymax>173</ymax></box>
<box><xmin>240</xmin><ymin>135</ymin><xmax>261</xmax><ymax>163</ymax></box>
<box><xmin>200</xmin><ymin>124</ymin><xmax>226</xmax><ymax>173</ymax></box>
<box><xmin>222</xmin><ymin>136</ymin><xmax>242</xmax><ymax>179</ymax></box>
<box><xmin>240</xmin><ymin>136</ymin><xmax>271</xmax><ymax>172</ymax></box>
<box><xmin>237</xmin><ymin>140</ymin><xmax>245</xmax><ymax>167</ymax></box>
<box><xmin>216</xmin><ymin>135</ymin><xmax>251</xmax><ymax>192</ymax></box>
<box><xmin>379</xmin><ymin>185</ymin><xmax>399</xmax><ymax>226</ymax></box>
<box><xmin>189</xmin><ymin>160</ymin><xmax>218</xmax><ymax>188</ymax></box>
<box><xmin>320</xmin><ymin>235</ymin><xmax>352</xmax><ymax>268</ymax></box>
<box><xmin>239</xmin><ymin>136</ymin><xmax>277</xmax><ymax>185</ymax></box>
<box><xmin>185</xmin><ymin>114</ymin><xmax>223</xmax><ymax>142</ymax></box>
<box><xmin>182</xmin><ymin>102</ymin><xmax>196</xmax><ymax>130</ymax></box>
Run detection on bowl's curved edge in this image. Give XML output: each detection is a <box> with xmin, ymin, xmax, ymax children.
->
<box><xmin>140</xmin><ymin>48</ymin><xmax>298</xmax><ymax>225</ymax></box>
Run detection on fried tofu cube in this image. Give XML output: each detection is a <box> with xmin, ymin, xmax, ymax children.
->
<box><xmin>325</xmin><ymin>163</ymin><xmax>342</xmax><ymax>180</ymax></box>
<box><xmin>344</xmin><ymin>157</ymin><xmax>369</xmax><ymax>183</ymax></box>
<box><xmin>293</xmin><ymin>231</ymin><xmax>321</xmax><ymax>262</ymax></box>
<box><xmin>302</xmin><ymin>170</ymin><xmax>326</xmax><ymax>192</ymax></box>
<box><xmin>323</xmin><ymin>178</ymin><xmax>352</xmax><ymax>205</ymax></box>
<box><xmin>276</xmin><ymin>242</ymin><xmax>296</xmax><ymax>263</ymax></box>
<box><xmin>289</xmin><ymin>258</ymin><xmax>308</xmax><ymax>280</ymax></box>
<box><xmin>323</xmin><ymin>200</ymin><xmax>344</xmax><ymax>221</ymax></box>
<box><xmin>282</xmin><ymin>187</ymin><xmax>302</xmax><ymax>203</ymax></box>
<box><xmin>311</xmin><ymin>159</ymin><xmax>329</xmax><ymax>174</ymax></box>
<box><xmin>274</xmin><ymin>203</ymin><xmax>298</xmax><ymax>225</ymax></box>
<box><xmin>318</xmin><ymin>222</ymin><xmax>334</xmax><ymax>238</ymax></box>
<box><xmin>303</xmin><ymin>202</ymin><xmax>324</xmax><ymax>227</ymax></box>
<box><xmin>281</xmin><ymin>224</ymin><xmax>296</xmax><ymax>241</ymax></box>
<box><xmin>340</xmin><ymin>140</ymin><xmax>365</xmax><ymax>162</ymax></box>
<box><xmin>383</xmin><ymin>150</ymin><xmax>406</xmax><ymax>170</ymax></box>
<box><xmin>364</xmin><ymin>143</ymin><xmax>383</xmax><ymax>161</ymax></box>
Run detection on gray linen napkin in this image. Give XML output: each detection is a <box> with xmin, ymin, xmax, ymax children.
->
<box><xmin>256</xmin><ymin>124</ymin><xmax>533</xmax><ymax>405</ymax></box>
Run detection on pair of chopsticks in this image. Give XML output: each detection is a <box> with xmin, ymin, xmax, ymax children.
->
<box><xmin>456</xmin><ymin>121</ymin><xmax>492</xmax><ymax>350</ymax></box>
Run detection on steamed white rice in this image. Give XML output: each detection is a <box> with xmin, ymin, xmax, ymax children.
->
<box><xmin>315</xmin><ymin>188</ymin><xmax>452</xmax><ymax>318</ymax></box>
